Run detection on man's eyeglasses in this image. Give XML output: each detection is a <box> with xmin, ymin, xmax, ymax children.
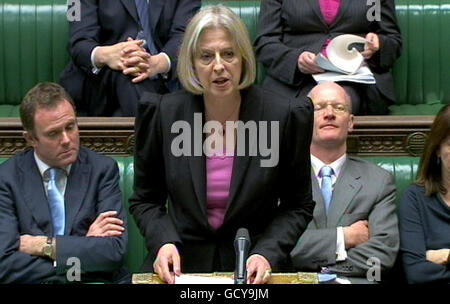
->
<box><xmin>313</xmin><ymin>102</ymin><xmax>349</xmax><ymax>114</ymax></box>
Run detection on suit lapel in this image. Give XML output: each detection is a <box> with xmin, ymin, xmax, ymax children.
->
<box><xmin>64</xmin><ymin>149</ymin><xmax>91</xmax><ymax>235</ymax></box>
<box><xmin>186</xmin><ymin>94</ymin><xmax>208</xmax><ymax>217</ymax></box>
<box><xmin>20</xmin><ymin>150</ymin><xmax>53</xmax><ymax>235</ymax></box>
<box><xmin>306</xmin><ymin>0</ymin><xmax>329</xmax><ymax>29</ymax></box>
<box><xmin>327</xmin><ymin>159</ymin><xmax>362</xmax><ymax>227</ymax></box>
<box><xmin>311</xmin><ymin>171</ymin><xmax>327</xmax><ymax>228</ymax></box>
<box><xmin>121</xmin><ymin>0</ymin><xmax>139</xmax><ymax>24</ymax></box>
<box><xmin>330</xmin><ymin>0</ymin><xmax>351</xmax><ymax>28</ymax></box>
<box><xmin>225</xmin><ymin>88</ymin><xmax>262</xmax><ymax>220</ymax></box>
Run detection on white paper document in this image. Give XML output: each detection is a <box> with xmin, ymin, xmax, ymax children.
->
<box><xmin>312</xmin><ymin>66</ymin><xmax>376</xmax><ymax>84</ymax></box>
<box><xmin>175</xmin><ymin>274</ymin><xmax>234</xmax><ymax>284</ymax></box>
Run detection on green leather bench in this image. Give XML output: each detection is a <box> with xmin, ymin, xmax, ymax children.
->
<box><xmin>0</xmin><ymin>155</ymin><xmax>420</xmax><ymax>275</ymax></box>
<box><xmin>0</xmin><ymin>0</ymin><xmax>70</xmax><ymax>117</ymax></box>
<box><xmin>1</xmin><ymin>0</ymin><xmax>449</xmax><ymax>116</ymax></box>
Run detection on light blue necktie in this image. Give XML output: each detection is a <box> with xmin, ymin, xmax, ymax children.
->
<box><xmin>46</xmin><ymin>168</ymin><xmax>65</xmax><ymax>236</ymax></box>
<box><xmin>135</xmin><ymin>0</ymin><xmax>159</xmax><ymax>55</ymax></box>
<box><xmin>320</xmin><ymin>166</ymin><xmax>334</xmax><ymax>214</ymax></box>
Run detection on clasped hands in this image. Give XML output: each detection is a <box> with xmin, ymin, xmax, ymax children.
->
<box><xmin>298</xmin><ymin>32</ymin><xmax>380</xmax><ymax>74</ymax></box>
<box><xmin>19</xmin><ymin>211</ymin><xmax>124</xmax><ymax>257</ymax></box>
<box><xmin>153</xmin><ymin>243</ymin><xmax>272</xmax><ymax>284</ymax></box>
<box><xmin>94</xmin><ymin>38</ymin><xmax>169</xmax><ymax>83</ymax></box>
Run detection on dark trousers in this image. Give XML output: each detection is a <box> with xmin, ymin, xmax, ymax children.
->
<box><xmin>82</xmin><ymin>69</ymin><xmax>169</xmax><ymax>117</ymax></box>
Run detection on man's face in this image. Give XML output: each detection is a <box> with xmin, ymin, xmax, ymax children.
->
<box><xmin>311</xmin><ymin>84</ymin><xmax>354</xmax><ymax>148</ymax></box>
<box><xmin>24</xmin><ymin>100</ymin><xmax>80</xmax><ymax>168</ymax></box>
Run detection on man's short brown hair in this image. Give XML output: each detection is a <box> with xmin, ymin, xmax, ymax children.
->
<box><xmin>20</xmin><ymin>82</ymin><xmax>75</xmax><ymax>137</ymax></box>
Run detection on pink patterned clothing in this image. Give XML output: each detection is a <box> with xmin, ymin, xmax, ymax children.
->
<box><xmin>319</xmin><ymin>0</ymin><xmax>341</xmax><ymax>56</ymax></box>
<box><xmin>206</xmin><ymin>154</ymin><xmax>234</xmax><ymax>230</ymax></box>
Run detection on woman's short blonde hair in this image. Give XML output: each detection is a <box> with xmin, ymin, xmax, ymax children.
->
<box><xmin>177</xmin><ymin>5</ymin><xmax>256</xmax><ymax>95</ymax></box>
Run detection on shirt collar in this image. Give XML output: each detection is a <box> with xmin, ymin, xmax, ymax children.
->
<box><xmin>311</xmin><ymin>153</ymin><xmax>346</xmax><ymax>178</ymax></box>
<box><xmin>34</xmin><ymin>151</ymin><xmax>71</xmax><ymax>178</ymax></box>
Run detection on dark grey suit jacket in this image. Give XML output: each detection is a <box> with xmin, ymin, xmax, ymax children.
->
<box><xmin>130</xmin><ymin>86</ymin><xmax>315</xmax><ymax>273</ymax></box>
<box><xmin>290</xmin><ymin>156</ymin><xmax>399</xmax><ymax>277</ymax></box>
<box><xmin>0</xmin><ymin>147</ymin><xmax>128</xmax><ymax>283</ymax></box>
<box><xmin>254</xmin><ymin>0</ymin><xmax>402</xmax><ymax>102</ymax></box>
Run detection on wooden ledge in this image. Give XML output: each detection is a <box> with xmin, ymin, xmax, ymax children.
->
<box><xmin>0</xmin><ymin>116</ymin><xmax>433</xmax><ymax>158</ymax></box>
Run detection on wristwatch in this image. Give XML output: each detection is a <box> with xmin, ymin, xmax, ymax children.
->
<box><xmin>42</xmin><ymin>237</ymin><xmax>55</xmax><ymax>260</ymax></box>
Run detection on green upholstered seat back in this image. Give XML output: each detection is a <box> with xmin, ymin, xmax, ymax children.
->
<box><xmin>1</xmin><ymin>0</ymin><xmax>450</xmax><ymax>115</ymax></box>
<box><xmin>0</xmin><ymin>0</ymin><xmax>69</xmax><ymax>109</ymax></box>
<box><xmin>114</xmin><ymin>156</ymin><xmax>148</xmax><ymax>274</ymax></box>
<box><xmin>390</xmin><ymin>0</ymin><xmax>450</xmax><ymax>114</ymax></box>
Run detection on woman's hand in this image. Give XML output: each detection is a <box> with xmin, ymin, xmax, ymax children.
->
<box><xmin>153</xmin><ymin>243</ymin><xmax>181</xmax><ymax>284</ymax></box>
<box><xmin>298</xmin><ymin>51</ymin><xmax>325</xmax><ymax>74</ymax></box>
<box><xmin>361</xmin><ymin>33</ymin><xmax>380</xmax><ymax>59</ymax></box>
<box><xmin>246</xmin><ymin>254</ymin><xmax>272</xmax><ymax>284</ymax></box>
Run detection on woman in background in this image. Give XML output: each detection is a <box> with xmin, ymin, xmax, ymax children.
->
<box><xmin>254</xmin><ymin>0</ymin><xmax>402</xmax><ymax>115</ymax></box>
<box><xmin>400</xmin><ymin>105</ymin><xmax>450</xmax><ymax>284</ymax></box>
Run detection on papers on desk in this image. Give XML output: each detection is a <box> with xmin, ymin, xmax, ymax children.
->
<box><xmin>175</xmin><ymin>274</ymin><xmax>234</xmax><ymax>284</ymax></box>
<box><xmin>312</xmin><ymin>66</ymin><xmax>376</xmax><ymax>84</ymax></box>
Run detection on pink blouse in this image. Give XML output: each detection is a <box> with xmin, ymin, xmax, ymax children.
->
<box><xmin>319</xmin><ymin>0</ymin><xmax>341</xmax><ymax>56</ymax></box>
<box><xmin>206</xmin><ymin>154</ymin><xmax>234</xmax><ymax>230</ymax></box>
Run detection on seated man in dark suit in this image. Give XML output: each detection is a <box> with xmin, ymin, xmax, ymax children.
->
<box><xmin>0</xmin><ymin>83</ymin><xmax>128</xmax><ymax>283</ymax></box>
<box><xmin>60</xmin><ymin>0</ymin><xmax>201</xmax><ymax>116</ymax></box>
<box><xmin>290</xmin><ymin>82</ymin><xmax>399</xmax><ymax>282</ymax></box>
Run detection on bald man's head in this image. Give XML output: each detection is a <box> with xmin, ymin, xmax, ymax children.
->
<box><xmin>309</xmin><ymin>82</ymin><xmax>354</xmax><ymax>159</ymax></box>
<box><xmin>308</xmin><ymin>82</ymin><xmax>352</xmax><ymax>113</ymax></box>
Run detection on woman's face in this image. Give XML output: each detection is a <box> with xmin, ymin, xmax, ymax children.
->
<box><xmin>437</xmin><ymin>135</ymin><xmax>450</xmax><ymax>181</ymax></box>
<box><xmin>194</xmin><ymin>27</ymin><xmax>242</xmax><ymax>99</ymax></box>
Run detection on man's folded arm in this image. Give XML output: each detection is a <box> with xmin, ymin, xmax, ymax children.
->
<box><xmin>55</xmin><ymin>160</ymin><xmax>128</xmax><ymax>274</ymax></box>
<box><xmin>290</xmin><ymin>228</ymin><xmax>338</xmax><ymax>271</ymax></box>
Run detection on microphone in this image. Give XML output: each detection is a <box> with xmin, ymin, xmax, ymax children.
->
<box><xmin>234</xmin><ymin>228</ymin><xmax>251</xmax><ymax>284</ymax></box>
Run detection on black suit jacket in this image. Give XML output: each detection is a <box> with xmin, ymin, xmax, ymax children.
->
<box><xmin>254</xmin><ymin>0</ymin><xmax>402</xmax><ymax>102</ymax></box>
<box><xmin>60</xmin><ymin>0</ymin><xmax>200</xmax><ymax>115</ymax></box>
<box><xmin>0</xmin><ymin>147</ymin><xmax>128</xmax><ymax>283</ymax></box>
<box><xmin>130</xmin><ymin>86</ymin><xmax>315</xmax><ymax>272</ymax></box>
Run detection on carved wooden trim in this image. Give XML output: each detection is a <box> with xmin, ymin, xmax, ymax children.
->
<box><xmin>347</xmin><ymin>115</ymin><xmax>433</xmax><ymax>157</ymax></box>
<box><xmin>0</xmin><ymin>116</ymin><xmax>434</xmax><ymax>158</ymax></box>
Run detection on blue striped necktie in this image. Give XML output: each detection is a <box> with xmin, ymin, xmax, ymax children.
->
<box><xmin>320</xmin><ymin>166</ymin><xmax>334</xmax><ymax>214</ymax></box>
<box><xmin>135</xmin><ymin>0</ymin><xmax>159</xmax><ymax>55</ymax></box>
<box><xmin>46</xmin><ymin>168</ymin><xmax>65</xmax><ymax>236</ymax></box>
